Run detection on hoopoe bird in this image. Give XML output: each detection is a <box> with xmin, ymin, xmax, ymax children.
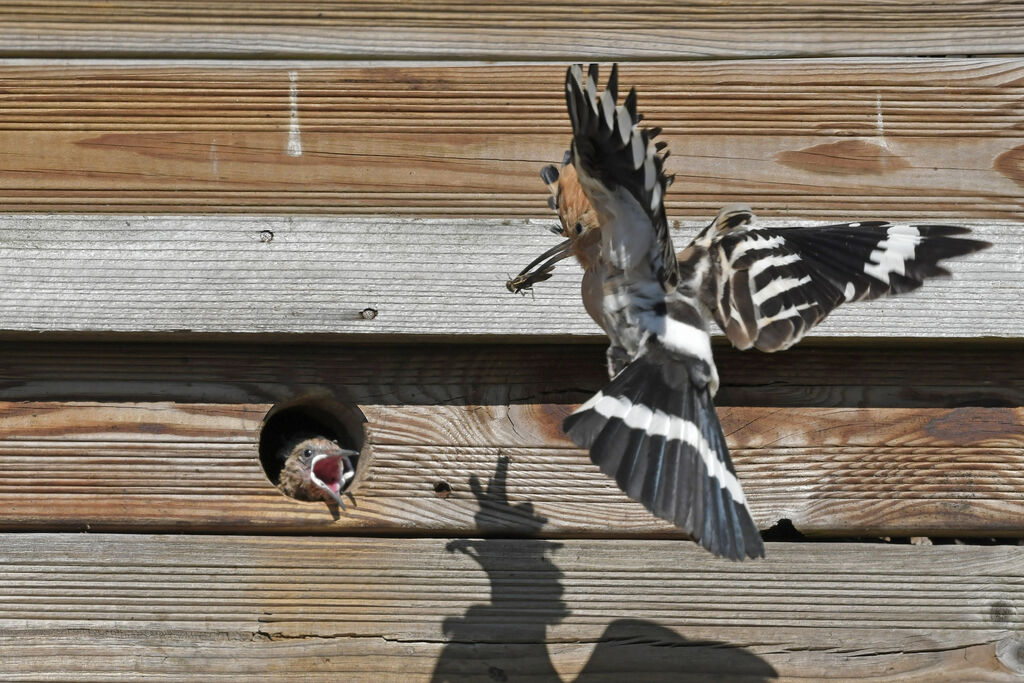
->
<box><xmin>509</xmin><ymin>64</ymin><xmax>990</xmax><ymax>560</ymax></box>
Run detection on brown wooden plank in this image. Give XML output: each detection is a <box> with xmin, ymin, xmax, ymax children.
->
<box><xmin>0</xmin><ymin>1</ymin><xmax>1021</xmax><ymax>59</ymax></box>
<box><xmin>0</xmin><ymin>400</ymin><xmax>1019</xmax><ymax>537</ymax></box>
<box><xmin>0</xmin><ymin>216</ymin><xmax>1011</xmax><ymax>338</ymax></box>
<box><xmin>0</xmin><ymin>340</ymin><xmax>1018</xmax><ymax>409</ymax></box>
<box><xmin>0</xmin><ymin>61</ymin><xmax>1023</xmax><ymax>218</ymax></box>
<box><xmin>0</xmin><ymin>535</ymin><xmax>1021</xmax><ymax>680</ymax></box>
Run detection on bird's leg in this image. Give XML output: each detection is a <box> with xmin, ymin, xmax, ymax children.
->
<box><xmin>606</xmin><ymin>345</ymin><xmax>630</xmax><ymax>378</ymax></box>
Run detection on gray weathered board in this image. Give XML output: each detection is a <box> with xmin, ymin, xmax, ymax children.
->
<box><xmin>0</xmin><ymin>216</ymin><xmax>1014</xmax><ymax>338</ymax></box>
<box><xmin>0</xmin><ymin>535</ymin><xmax>1021</xmax><ymax>681</ymax></box>
<box><xmin>0</xmin><ymin>1</ymin><xmax>1022</xmax><ymax>59</ymax></box>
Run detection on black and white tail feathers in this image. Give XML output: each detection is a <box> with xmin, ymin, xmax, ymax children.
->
<box><xmin>707</xmin><ymin>218</ymin><xmax>992</xmax><ymax>352</ymax></box>
<box><xmin>564</xmin><ymin>339</ymin><xmax>764</xmax><ymax>560</ymax></box>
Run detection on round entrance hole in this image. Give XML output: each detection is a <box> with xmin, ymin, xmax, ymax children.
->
<box><xmin>258</xmin><ymin>397</ymin><xmax>368</xmax><ymax>506</ymax></box>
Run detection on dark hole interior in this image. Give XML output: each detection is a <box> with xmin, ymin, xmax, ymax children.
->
<box><xmin>258</xmin><ymin>401</ymin><xmax>365</xmax><ymax>490</ymax></box>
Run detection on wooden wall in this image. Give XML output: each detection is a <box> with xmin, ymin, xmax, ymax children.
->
<box><xmin>0</xmin><ymin>2</ymin><xmax>1022</xmax><ymax>680</ymax></box>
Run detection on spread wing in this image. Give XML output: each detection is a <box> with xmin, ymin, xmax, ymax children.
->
<box><xmin>565</xmin><ymin>63</ymin><xmax>678</xmax><ymax>293</ymax></box>
<box><xmin>708</xmin><ymin>220</ymin><xmax>991</xmax><ymax>352</ymax></box>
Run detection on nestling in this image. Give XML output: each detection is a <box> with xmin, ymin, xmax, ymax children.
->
<box><xmin>277</xmin><ymin>436</ymin><xmax>357</xmax><ymax>508</ymax></box>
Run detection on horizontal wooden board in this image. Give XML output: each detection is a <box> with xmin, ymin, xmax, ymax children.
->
<box><xmin>0</xmin><ymin>216</ymin><xmax>1012</xmax><ymax>338</ymax></box>
<box><xmin>0</xmin><ymin>535</ymin><xmax>1021</xmax><ymax>680</ymax></box>
<box><xmin>0</xmin><ymin>61</ymin><xmax>1023</xmax><ymax>218</ymax></box>
<box><xmin>0</xmin><ymin>2</ymin><xmax>1022</xmax><ymax>59</ymax></box>
<box><xmin>0</xmin><ymin>400</ymin><xmax>1019</xmax><ymax>537</ymax></box>
<box><xmin>0</xmin><ymin>339</ymin><xmax>1020</xmax><ymax>409</ymax></box>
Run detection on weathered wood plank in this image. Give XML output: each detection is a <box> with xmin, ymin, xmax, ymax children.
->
<box><xmin>0</xmin><ymin>216</ymin><xmax>1012</xmax><ymax>338</ymax></box>
<box><xmin>0</xmin><ymin>1</ymin><xmax>1021</xmax><ymax>59</ymax></box>
<box><xmin>0</xmin><ymin>61</ymin><xmax>1023</xmax><ymax>218</ymax></box>
<box><xmin>0</xmin><ymin>340</ymin><xmax>1019</xmax><ymax>409</ymax></box>
<box><xmin>0</xmin><ymin>401</ymin><xmax>1019</xmax><ymax>537</ymax></box>
<box><xmin>0</xmin><ymin>535</ymin><xmax>1020</xmax><ymax>680</ymax></box>
<box><xmin>3</xmin><ymin>636</ymin><xmax>1017</xmax><ymax>682</ymax></box>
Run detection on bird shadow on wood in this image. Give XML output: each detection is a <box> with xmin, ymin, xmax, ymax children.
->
<box><xmin>430</xmin><ymin>455</ymin><xmax>778</xmax><ymax>682</ymax></box>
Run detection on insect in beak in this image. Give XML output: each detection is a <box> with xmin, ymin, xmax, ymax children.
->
<box><xmin>505</xmin><ymin>238</ymin><xmax>575</xmax><ymax>295</ymax></box>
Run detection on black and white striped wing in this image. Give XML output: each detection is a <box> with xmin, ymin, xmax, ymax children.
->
<box><xmin>564</xmin><ymin>338</ymin><xmax>764</xmax><ymax>560</ymax></box>
<box><xmin>711</xmin><ymin>221</ymin><xmax>991</xmax><ymax>352</ymax></box>
<box><xmin>565</xmin><ymin>63</ymin><xmax>678</xmax><ymax>292</ymax></box>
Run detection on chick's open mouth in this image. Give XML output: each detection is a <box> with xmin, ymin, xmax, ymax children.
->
<box><xmin>310</xmin><ymin>453</ymin><xmax>353</xmax><ymax>495</ymax></box>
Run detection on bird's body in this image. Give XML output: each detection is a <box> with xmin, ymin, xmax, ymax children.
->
<box><xmin>509</xmin><ymin>64</ymin><xmax>990</xmax><ymax>560</ymax></box>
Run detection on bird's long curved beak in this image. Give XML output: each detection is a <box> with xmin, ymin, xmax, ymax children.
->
<box><xmin>309</xmin><ymin>448</ymin><xmax>357</xmax><ymax>509</ymax></box>
<box><xmin>506</xmin><ymin>238</ymin><xmax>574</xmax><ymax>294</ymax></box>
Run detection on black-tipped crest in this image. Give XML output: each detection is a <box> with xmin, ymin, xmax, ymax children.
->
<box><xmin>540</xmin><ymin>163</ymin><xmax>561</xmax><ymax>213</ymax></box>
<box><xmin>540</xmin><ymin>164</ymin><xmax>560</xmax><ymax>185</ymax></box>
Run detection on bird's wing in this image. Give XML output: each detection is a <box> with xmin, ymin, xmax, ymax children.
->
<box><xmin>708</xmin><ymin>221</ymin><xmax>991</xmax><ymax>352</ymax></box>
<box><xmin>564</xmin><ymin>63</ymin><xmax>678</xmax><ymax>293</ymax></box>
<box><xmin>564</xmin><ymin>336</ymin><xmax>763</xmax><ymax>560</ymax></box>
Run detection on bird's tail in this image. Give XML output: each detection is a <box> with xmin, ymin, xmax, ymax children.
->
<box><xmin>563</xmin><ymin>342</ymin><xmax>764</xmax><ymax>560</ymax></box>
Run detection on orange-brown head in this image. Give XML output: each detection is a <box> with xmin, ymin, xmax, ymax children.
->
<box><xmin>506</xmin><ymin>159</ymin><xmax>601</xmax><ymax>294</ymax></box>
<box><xmin>551</xmin><ymin>163</ymin><xmax>601</xmax><ymax>271</ymax></box>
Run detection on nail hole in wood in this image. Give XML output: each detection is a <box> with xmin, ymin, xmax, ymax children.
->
<box><xmin>258</xmin><ymin>397</ymin><xmax>368</xmax><ymax>504</ymax></box>
<box><xmin>434</xmin><ymin>480</ymin><xmax>452</xmax><ymax>499</ymax></box>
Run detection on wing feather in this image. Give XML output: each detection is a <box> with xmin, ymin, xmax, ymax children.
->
<box><xmin>710</xmin><ymin>221</ymin><xmax>990</xmax><ymax>351</ymax></box>
<box><xmin>564</xmin><ymin>63</ymin><xmax>678</xmax><ymax>291</ymax></box>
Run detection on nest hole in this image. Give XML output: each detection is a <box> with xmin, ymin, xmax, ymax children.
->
<box><xmin>258</xmin><ymin>397</ymin><xmax>368</xmax><ymax>499</ymax></box>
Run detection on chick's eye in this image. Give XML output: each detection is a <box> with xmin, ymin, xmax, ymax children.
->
<box><xmin>303</xmin><ymin>448</ymin><xmax>312</xmax><ymax>457</ymax></box>
<box><xmin>574</xmin><ymin>222</ymin><xmax>583</xmax><ymax>236</ymax></box>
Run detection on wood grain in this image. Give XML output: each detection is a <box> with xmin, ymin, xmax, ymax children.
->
<box><xmin>0</xmin><ymin>1</ymin><xmax>1021</xmax><ymax>59</ymax></box>
<box><xmin>0</xmin><ymin>400</ymin><xmax>1019</xmax><ymax>537</ymax></box>
<box><xmin>0</xmin><ymin>216</ymin><xmax>1012</xmax><ymax>338</ymax></box>
<box><xmin>0</xmin><ymin>535</ymin><xmax>1020</xmax><ymax>680</ymax></box>
<box><xmin>0</xmin><ymin>61</ymin><xmax>1023</xmax><ymax>218</ymax></box>
<box><xmin>0</xmin><ymin>339</ymin><xmax>1018</xmax><ymax>409</ymax></box>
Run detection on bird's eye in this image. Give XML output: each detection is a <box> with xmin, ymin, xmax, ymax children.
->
<box><xmin>303</xmin><ymin>448</ymin><xmax>312</xmax><ymax>457</ymax></box>
<box><xmin>574</xmin><ymin>222</ymin><xmax>583</xmax><ymax>235</ymax></box>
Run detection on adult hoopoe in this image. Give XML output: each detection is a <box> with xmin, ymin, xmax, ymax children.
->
<box><xmin>509</xmin><ymin>64</ymin><xmax>990</xmax><ymax>560</ymax></box>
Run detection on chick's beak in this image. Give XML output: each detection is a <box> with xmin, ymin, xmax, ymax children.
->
<box><xmin>309</xmin><ymin>448</ymin><xmax>357</xmax><ymax>509</ymax></box>
<box><xmin>506</xmin><ymin>238</ymin><xmax>574</xmax><ymax>294</ymax></box>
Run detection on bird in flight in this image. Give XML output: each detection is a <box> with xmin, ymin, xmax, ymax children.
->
<box><xmin>276</xmin><ymin>435</ymin><xmax>357</xmax><ymax>509</ymax></box>
<box><xmin>509</xmin><ymin>64</ymin><xmax>990</xmax><ymax>560</ymax></box>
